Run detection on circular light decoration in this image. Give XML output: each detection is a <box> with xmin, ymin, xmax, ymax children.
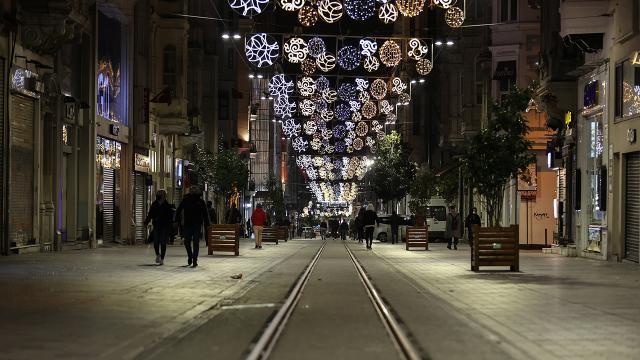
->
<box><xmin>345</xmin><ymin>0</ymin><xmax>375</xmax><ymax>20</ymax></box>
<box><xmin>359</xmin><ymin>38</ymin><xmax>378</xmax><ymax>56</ymax></box>
<box><xmin>361</xmin><ymin>100</ymin><xmax>377</xmax><ymax>119</ymax></box>
<box><xmin>315</xmin><ymin>98</ymin><xmax>328</xmax><ymax>112</ymax></box>
<box><xmin>311</xmin><ymin>138</ymin><xmax>322</xmax><ymax>150</ymax></box>
<box><xmin>284</xmin><ymin>37</ymin><xmax>308</xmax><ymax>64</ymax></box>
<box><xmin>349</xmin><ymin>100</ymin><xmax>362</xmax><ymax>112</ymax></box>
<box><xmin>337</xmin><ymin>46</ymin><xmax>361</xmax><ymax>70</ymax></box>
<box><xmin>317</xmin><ymin>0</ymin><xmax>343</xmax><ymax>23</ymax></box>
<box><xmin>228</xmin><ymin>0</ymin><xmax>269</xmax><ymax>17</ymax></box>
<box><xmin>416</xmin><ymin>58</ymin><xmax>433</xmax><ymax>75</ymax></box>
<box><xmin>322</xmin><ymin>89</ymin><xmax>338</xmax><ymax>103</ymax></box>
<box><xmin>355</xmin><ymin>78</ymin><xmax>369</xmax><ymax>91</ymax></box>
<box><xmin>377</xmin><ymin>130</ymin><xmax>385</xmax><ymax>140</ymax></box>
<box><xmin>245</xmin><ymin>33</ymin><xmax>280</xmax><ymax>68</ymax></box>
<box><xmin>316</xmin><ymin>52</ymin><xmax>336</xmax><ymax>72</ymax></box>
<box><xmin>304</xmin><ymin>120</ymin><xmax>318</xmax><ymax>135</ymax></box>
<box><xmin>316</xmin><ymin>76</ymin><xmax>330</xmax><ymax>92</ymax></box>
<box><xmin>335</xmin><ymin>102</ymin><xmax>352</xmax><ymax>121</ymax></box>
<box><xmin>356</xmin><ymin>121</ymin><xmax>369</xmax><ymax>136</ymax></box>
<box><xmin>379</xmin><ymin>40</ymin><xmax>401</xmax><ymax>67</ymax></box>
<box><xmin>364</xmin><ymin>55</ymin><xmax>380</xmax><ymax>72</ymax></box>
<box><xmin>301</xmin><ymin>58</ymin><xmax>317</xmax><ymax>75</ymax></box>
<box><xmin>370</xmin><ymin>78</ymin><xmax>387</xmax><ymax>100</ymax></box>
<box><xmin>353</xmin><ymin>137</ymin><xmax>364</xmax><ymax>150</ymax></box>
<box><xmin>282</xmin><ymin>118</ymin><xmax>301</xmax><ymax>137</ymax></box>
<box><xmin>445</xmin><ymin>6</ymin><xmax>465</xmax><ymax>28</ymax></box>
<box><xmin>398</xmin><ymin>92</ymin><xmax>411</xmax><ymax>104</ymax></box>
<box><xmin>274</xmin><ymin>97</ymin><xmax>297</xmax><ymax>118</ymax></box>
<box><xmin>408</xmin><ymin>38</ymin><xmax>428</xmax><ymax>60</ymax></box>
<box><xmin>338</xmin><ymin>83</ymin><xmax>357</xmax><ymax>101</ymax></box>
<box><xmin>301</xmin><ymin>99</ymin><xmax>316</xmax><ymax>116</ymax></box>
<box><xmin>268</xmin><ymin>74</ymin><xmax>294</xmax><ymax>97</ymax></box>
<box><xmin>316</xmin><ymin>118</ymin><xmax>328</xmax><ymax>131</ymax></box>
<box><xmin>378</xmin><ymin>3</ymin><xmax>398</xmax><ymax>23</ymax></box>
<box><xmin>279</xmin><ymin>0</ymin><xmax>304</xmax><ymax>11</ymax></box>
<box><xmin>307</xmin><ymin>37</ymin><xmax>326</xmax><ymax>58</ymax></box>
<box><xmin>395</xmin><ymin>0</ymin><xmax>425</xmax><ymax>17</ymax></box>
<box><xmin>433</xmin><ymin>0</ymin><xmax>454</xmax><ymax>8</ymax></box>
<box><xmin>321</xmin><ymin>109</ymin><xmax>334</xmax><ymax>121</ymax></box>
<box><xmin>380</xmin><ymin>99</ymin><xmax>393</xmax><ymax>114</ymax></box>
<box><xmin>391</xmin><ymin>77</ymin><xmax>407</xmax><ymax>94</ymax></box>
<box><xmin>345</xmin><ymin>121</ymin><xmax>355</xmax><ymax>131</ymax></box>
<box><xmin>358</xmin><ymin>90</ymin><xmax>370</xmax><ymax>102</ymax></box>
<box><xmin>297</xmin><ymin>77</ymin><xmax>316</xmax><ymax>97</ymax></box>
<box><xmin>386</xmin><ymin>113</ymin><xmax>397</xmax><ymax>123</ymax></box>
<box><xmin>371</xmin><ymin>120</ymin><xmax>383</xmax><ymax>132</ymax></box>
<box><xmin>333</xmin><ymin>124</ymin><xmax>347</xmax><ymax>139</ymax></box>
<box><xmin>299</xmin><ymin>5</ymin><xmax>319</xmax><ymax>26</ymax></box>
<box><xmin>366</xmin><ymin>136</ymin><xmax>376</xmax><ymax>148</ymax></box>
<box><xmin>352</xmin><ymin>111</ymin><xmax>362</xmax><ymax>121</ymax></box>
<box><xmin>292</xmin><ymin>137</ymin><xmax>309</xmax><ymax>152</ymax></box>
<box><xmin>335</xmin><ymin>141</ymin><xmax>346</xmax><ymax>153</ymax></box>
<box><xmin>322</xmin><ymin>129</ymin><xmax>333</xmax><ymax>140</ymax></box>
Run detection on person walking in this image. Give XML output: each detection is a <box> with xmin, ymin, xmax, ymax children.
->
<box><xmin>364</xmin><ymin>204</ymin><xmax>378</xmax><ymax>249</ymax></box>
<box><xmin>356</xmin><ymin>204</ymin><xmax>365</xmax><ymax>243</ymax></box>
<box><xmin>319</xmin><ymin>218</ymin><xmax>328</xmax><ymax>240</ymax></box>
<box><xmin>339</xmin><ymin>218</ymin><xmax>349</xmax><ymax>240</ymax></box>
<box><xmin>390</xmin><ymin>210</ymin><xmax>401</xmax><ymax>244</ymax></box>
<box><xmin>207</xmin><ymin>201</ymin><xmax>217</xmax><ymax>225</ymax></box>
<box><xmin>176</xmin><ymin>186</ymin><xmax>210</xmax><ymax>267</ymax></box>
<box><xmin>251</xmin><ymin>204</ymin><xmax>267</xmax><ymax>249</ymax></box>
<box><xmin>144</xmin><ymin>190</ymin><xmax>173</xmax><ymax>265</ymax></box>
<box><xmin>225</xmin><ymin>203</ymin><xmax>242</xmax><ymax>225</ymax></box>
<box><xmin>446</xmin><ymin>205</ymin><xmax>462</xmax><ymax>250</ymax></box>
<box><xmin>465</xmin><ymin>207</ymin><xmax>481</xmax><ymax>246</ymax></box>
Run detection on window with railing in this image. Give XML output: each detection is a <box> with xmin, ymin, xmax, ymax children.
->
<box><xmin>163</xmin><ymin>45</ymin><xmax>177</xmax><ymax>94</ymax></box>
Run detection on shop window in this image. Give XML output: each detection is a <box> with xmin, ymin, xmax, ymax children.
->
<box><xmin>587</xmin><ymin>115</ymin><xmax>605</xmax><ymax>222</ymax></box>
<box><xmin>500</xmin><ymin>0</ymin><xmax>518</xmax><ymax>22</ymax></box>
<box><xmin>616</xmin><ymin>59</ymin><xmax>640</xmax><ymax>118</ymax></box>
<box><xmin>97</xmin><ymin>10</ymin><xmax>127</xmax><ymax>125</ymax></box>
<box><xmin>163</xmin><ymin>45</ymin><xmax>177</xmax><ymax>94</ymax></box>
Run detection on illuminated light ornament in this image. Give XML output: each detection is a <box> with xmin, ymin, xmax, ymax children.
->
<box><xmin>228</xmin><ymin>0</ymin><xmax>269</xmax><ymax>17</ymax></box>
<box><xmin>333</xmin><ymin>124</ymin><xmax>347</xmax><ymax>139</ymax></box>
<box><xmin>377</xmin><ymin>130</ymin><xmax>385</xmax><ymax>140</ymax></box>
<box><xmin>298</xmin><ymin>5</ymin><xmax>319</xmax><ymax>26</ymax></box>
<box><xmin>408</xmin><ymin>38</ymin><xmax>429</xmax><ymax>60</ymax></box>
<box><xmin>245</xmin><ymin>33</ymin><xmax>280</xmax><ymax>68</ymax></box>
<box><xmin>386</xmin><ymin>113</ymin><xmax>397</xmax><ymax>123</ymax></box>
<box><xmin>349</xmin><ymin>100</ymin><xmax>362</xmax><ymax>112</ymax></box>
<box><xmin>322</xmin><ymin>129</ymin><xmax>333</xmax><ymax>139</ymax></box>
<box><xmin>338</xmin><ymin>83</ymin><xmax>357</xmax><ymax>101</ymax></box>
<box><xmin>445</xmin><ymin>6</ymin><xmax>465</xmax><ymax>28</ymax></box>
<box><xmin>301</xmin><ymin>58</ymin><xmax>317</xmax><ymax>75</ymax></box>
<box><xmin>433</xmin><ymin>0</ymin><xmax>454</xmax><ymax>8</ymax></box>
<box><xmin>316</xmin><ymin>52</ymin><xmax>336</xmax><ymax>72</ymax></box>
<box><xmin>398</xmin><ymin>92</ymin><xmax>411</xmax><ymax>104</ymax></box>
<box><xmin>278</xmin><ymin>0</ymin><xmax>305</xmax><ymax>11</ymax></box>
<box><xmin>315</xmin><ymin>76</ymin><xmax>330</xmax><ymax>92</ymax></box>
<box><xmin>345</xmin><ymin>0</ymin><xmax>375</xmax><ymax>20</ymax></box>
<box><xmin>335</xmin><ymin>102</ymin><xmax>352</xmax><ymax>121</ymax></box>
<box><xmin>337</xmin><ymin>46</ymin><xmax>361</xmax><ymax>70</ymax></box>
<box><xmin>301</xmin><ymin>99</ymin><xmax>316</xmax><ymax>116</ymax></box>
<box><xmin>268</xmin><ymin>74</ymin><xmax>294</xmax><ymax>97</ymax></box>
<box><xmin>364</xmin><ymin>55</ymin><xmax>380</xmax><ymax>72</ymax></box>
<box><xmin>284</xmin><ymin>37</ymin><xmax>308</xmax><ymax>64</ymax></box>
<box><xmin>379</xmin><ymin>40</ymin><xmax>402</xmax><ymax>67</ymax></box>
<box><xmin>321</xmin><ymin>109</ymin><xmax>334</xmax><ymax>121</ymax></box>
<box><xmin>307</xmin><ymin>37</ymin><xmax>326</xmax><ymax>58</ymax></box>
<box><xmin>313</xmin><ymin>157</ymin><xmax>324</xmax><ymax>167</ymax></box>
<box><xmin>416</xmin><ymin>58</ymin><xmax>433</xmax><ymax>75</ymax></box>
<box><xmin>274</xmin><ymin>96</ymin><xmax>297</xmax><ymax>118</ymax></box>
<box><xmin>282</xmin><ymin>118</ymin><xmax>301</xmax><ymax>137</ymax></box>
<box><xmin>345</xmin><ymin>121</ymin><xmax>356</xmax><ymax>131</ymax></box>
<box><xmin>359</xmin><ymin>38</ymin><xmax>378</xmax><ymax>56</ymax></box>
<box><xmin>353</xmin><ymin>137</ymin><xmax>364</xmax><ymax>150</ymax></box>
<box><xmin>361</xmin><ymin>100</ymin><xmax>377</xmax><ymax>119</ymax></box>
<box><xmin>297</xmin><ymin>77</ymin><xmax>316</xmax><ymax>97</ymax></box>
<box><xmin>347</xmin><ymin>145</ymin><xmax>354</xmax><ymax>153</ymax></box>
<box><xmin>355</xmin><ymin>78</ymin><xmax>369</xmax><ymax>91</ymax></box>
<box><xmin>304</xmin><ymin>120</ymin><xmax>318</xmax><ymax>135</ymax></box>
<box><xmin>351</xmin><ymin>111</ymin><xmax>362</xmax><ymax>121</ymax></box>
<box><xmin>370</xmin><ymin>78</ymin><xmax>388</xmax><ymax>100</ymax></box>
<box><xmin>316</xmin><ymin>119</ymin><xmax>327</xmax><ymax>131</ymax></box>
<box><xmin>317</xmin><ymin>0</ymin><xmax>343</xmax><ymax>23</ymax></box>
<box><xmin>358</xmin><ymin>90</ymin><xmax>370</xmax><ymax>102</ymax></box>
<box><xmin>378</xmin><ymin>3</ymin><xmax>398</xmax><ymax>23</ymax></box>
<box><xmin>322</xmin><ymin>89</ymin><xmax>338</xmax><ymax>103</ymax></box>
<box><xmin>292</xmin><ymin>137</ymin><xmax>309</xmax><ymax>152</ymax></box>
<box><xmin>356</xmin><ymin>121</ymin><xmax>369</xmax><ymax>136</ymax></box>
<box><xmin>366</xmin><ymin>136</ymin><xmax>376</xmax><ymax>148</ymax></box>
<box><xmin>395</xmin><ymin>0</ymin><xmax>425</xmax><ymax>17</ymax></box>
<box><xmin>311</xmin><ymin>138</ymin><xmax>322</xmax><ymax>150</ymax></box>
<box><xmin>315</xmin><ymin>99</ymin><xmax>328</xmax><ymax>112</ymax></box>
<box><xmin>371</xmin><ymin>120</ymin><xmax>383</xmax><ymax>131</ymax></box>
<box><xmin>391</xmin><ymin>77</ymin><xmax>407</xmax><ymax>94</ymax></box>
<box><xmin>335</xmin><ymin>141</ymin><xmax>346</xmax><ymax>153</ymax></box>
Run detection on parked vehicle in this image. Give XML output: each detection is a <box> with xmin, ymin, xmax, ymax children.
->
<box><xmin>373</xmin><ymin>214</ymin><xmax>412</xmax><ymax>242</ymax></box>
<box><xmin>425</xmin><ymin>198</ymin><xmax>449</xmax><ymax>240</ymax></box>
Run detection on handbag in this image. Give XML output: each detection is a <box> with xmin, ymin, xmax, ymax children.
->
<box><xmin>145</xmin><ymin>229</ymin><xmax>154</xmax><ymax>244</ymax></box>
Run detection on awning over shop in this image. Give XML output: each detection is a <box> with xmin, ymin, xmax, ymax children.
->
<box><xmin>493</xmin><ymin>61</ymin><xmax>517</xmax><ymax>80</ymax></box>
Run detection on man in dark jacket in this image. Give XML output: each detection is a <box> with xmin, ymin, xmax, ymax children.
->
<box><xmin>356</xmin><ymin>204</ymin><xmax>366</xmax><ymax>243</ymax></box>
<box><xmin>225</xmin><ymin>204</ymin><xmax>242</xmax><ymax>224</ymax></box>
<box><xmin>390</xmin><ymin>210</ymin><xmax>401</xmax><ymax>244</ymax></box>
<box><xmin>176</xmin><ymin>186</ymin><xmax>210</xmax><ymax>267</ymax></box>
<box><xmin>364</xmin><ymin>204</ymin><xmax>378</xmax><ymax>249</ymax></box>
<box><xmin>465</xmin><ymin>207</ymin><xmax>481</xmax><ymax>246</ymax></box>
<box><xmin>144</xmin><ymin>190</ymin><xmax>173</xmax><ymax>265</ymax></box>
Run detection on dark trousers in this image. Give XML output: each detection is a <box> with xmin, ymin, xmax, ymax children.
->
<box><xmin>153</xmin><ymin>226</ymin><xmax>169</xmax><ymax>259</ymax></box>
<box><xmin>358</xmin><ymin>226</ymin><xmax>364</xmax><ymax>242</ymax></box>
<box><xmin>340</xmin><ymin>230</ymin><xmax>347</xmax><ymax>240</ymax></box>
<box><xmin>391</xmin><ymin>228</ymin><xmax>398</xmax><ymax>244</ymax></box>
<box><xmin>467</xmin><ymin>226</ymin><xmax>474</xmax><ymax>245</ymax></box>
<box><xmin>448</xmin><ymin>237</ymin><xmax>459</xmax><ymax>247</ymax></box>
<box><xmin>183</xmin><ymin>225</ymin><xmax>202</xmax><ymax>263</ymax></box>
<box><xmin>365</xmin><ymin>226</ymin><xmax>374</xmax><ymax>247</ymax></box>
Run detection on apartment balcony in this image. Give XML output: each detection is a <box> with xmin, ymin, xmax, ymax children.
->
<box><xmin>151</xmin><ymin>98</ymin><xmax>190</xmax><ymax>135</ymax></box>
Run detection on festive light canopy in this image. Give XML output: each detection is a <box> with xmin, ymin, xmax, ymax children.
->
<box><xmin>268</xmin><ymin>74</ymin><xmax>294</xmax><ymax>97</ymax></box>
<box><xmin>279</xmin><ymin>0</ymin><xmax>305</xmax><ymax>11</ymax></box>
<box><xmin>299</xmin><ymin>5</ymin><xmax>319</xmax><ymax>26</ymax></box>
<box><xmin>433</xmin><ymin>0</ymin><xmax>455</xmax><ymax>8</ymax></box>
<box><xmin>228</xmin><ymin>0</ymin><xmax>269</xmax><ymax>17</ymax></box>
<box><xmin>416</xmin><ymin>58</ymin><xmax>433</xmax><ymax>75</ymax></box>
<box><xmin>307</xmin><ymin>37</ymin><xmax>326</xmax><ymax>58</ymax></box>
<box><xmin>379</xmin><ymin>40</ymin><xmax>402</xmax><ymax>67</ymax></box>
<box><xmin>301</xmin><ymin>58</ymin><xmax>317</xmax><ymax>75</ymax></box>
<box><xmin>370</xmin><ymin>78</ymin><xmax>388</xmax><ymax>100</ymax></box>
<box><xmin>408</xmin><ymin>38</ymin><xmax>428</xmax><ymax>60</ymax></box>
<box><xmin>378</xmin><ymin>3</ymin><xmax>398</xmax><ymax>23</ymax></box>
<box><xmin>284</xmin><ymin>37</ymin><xmax>308</xmax><ymax>63</ymax></box>
<box><xmin>395</xmin><ymin>0</ymin><xmax>425</xmax><ymax>17</ymax></box>
<box><xmin>316</xmin><ymin>52</ymin><xmax>337</xmax><ymax>72</ymax></box>
<box><xmin>364</xmin><ymin>55</ymin><xmax>380</xmax><ymax>72</ymax></box>
<box><xmin>359</xmin><ymin>38</ymin><xmax>378</xmax><ymax>56</ymax></box>
<box><xmin>445</xmin><ymin>6</ymin><xmax>465</xmax><ymax>27</ymax></box>
<box><xmin>337</xmin><ymin>45</ymin><xmax>361</xmax><ymax>70</ymax></box>
<box><xmin>345</xmin><ymin>0</ymin><xmax>376</xmax><ymax>20</ymax></box>
<box><xmin>245</xmin><ymin>33</ymin><xmax>280</xmax><ymax>68</ymax></box>
<box><xmin>317</xmin><ymin>0</ymin><xmax>344</xmax><ymax>23</ymax></box>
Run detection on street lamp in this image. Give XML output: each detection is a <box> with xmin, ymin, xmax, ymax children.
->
<box><xmin>446</xmin><ymin>40</ymin><xmax>455</xmax><ymax>46</ymax></box>
<box><xmin>435</xmin><ymin>40</ymin><xmax>443</xmax><ymax>46</ymax></box>
<box><xmin>233</xmin><ymin>33</ymin><xmax>241</xmax><ymax>39</ymax></box>
<box><xmin>222</xmin><ymin>33</ymin><xmax>230</xmax><ymax>40</ymax></box>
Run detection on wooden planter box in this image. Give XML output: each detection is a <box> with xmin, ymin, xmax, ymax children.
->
<box><xmin>406</xmin><ymin>226</ymin><xmax>428</xmax><ymax>251</ymax></box>
<box><xmin>262</xmin><ymin>226</ymin><xmax>279</xmax><ymax>245</ymax></box>
<box><xmin>471</xmin><ymin>224</ymin><xmax>519</xmax><ymax>272</ymax></box>
<box><xmin>208</xmin><ymin>224</ymin><xmax>240</xmax><ymax>256</ymax></box>
<box><xmin>277</xmin><ymin>226</ymin><xmax>289</xmax><ymax>242</ymax></box>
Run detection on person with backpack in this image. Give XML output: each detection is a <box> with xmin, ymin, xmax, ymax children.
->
<box><xmin>144</xmin><ymin>190</ymin><xmax>173</xmax><ymax>265</ymax></box>
<box><xmin>175</xmin><ymin>186</ymin><xmax>210</xmax><ymax>267</ymax></box>
<box><xmin>446</xmin><ymin>205</ymin><xmax>462</xmax><ymax>250</ymax></box>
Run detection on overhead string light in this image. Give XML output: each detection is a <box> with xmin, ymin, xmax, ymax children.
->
<box><xmin>432</xmin><ymin>0</ymin><xmax>455</xmax><ymax>9</ymax></box>
<box><xmin>416</xmin><ymin>58</ymin><xmax>433</xmax><ymax>75</ymax></box>
<box><xmin>379</xmin><ymin>40</ymin><xmax>401</xmax><ymax>67</ymax></box>
<box><xmin>395</xmin><ymin>0</ymin><xmax>425</xmax><ymax>17</ymax></box>
<box><xmin>301</xmin><ymin>58</ymin><xmax>317</xmax><ymax>75</ymax></box>
<box><xmin>228</xmin><ymin>0</ymin><xmax>269</xmax><ymax>17</ymax></box>
<box><xmin>307</xmin><ymin>37</ymin><xmax>326</xmax><ymax>58</ymax></box>
<box><xmin>359</xmin><ymin>38</ymin><xmax>378</xmax><ymax>56</ymax></box>
<box><xmin>298</xmin><ymin>5</ymin><xmax>319</xmax><ymax>26</ymax></box>
<box><xmin>364</xmin><ymin>55</ymin><xmax>380</xmax><ymax>72</ymax></box>
<box><xmin>316</xmin><ymin>52</ymin><xmax>337</xmax><ymax>72</ymax></box>
<box><xmin>278</xmin><ymin>0</ymin><xmax>305</xmax><ymax>11</ymax></box>
<box><xmin>337</xmin><ymin>45</ymin><xmax>361</xmax><ymax>70</ymax></box>
<box><xmin>317</xmin><ymin>0</ymin><xmax>344</xmax><ymax>23</ymax></box>
<box><xmin>345</xmin><ymin>0</ymin><xmax>376</xmax><ymax>20</ymax></box>
<box><xmin>245</xmin><ymin>33</ymin><xmax>280</xmax><ymax>68</ymax></box>
<box><xmin>445</xmin><ymin>6</ymin><xmax>465</xmax><ymax>27</ymax></box>
<box><xmin>284</xmin><ymin>37</ymin><xmax>308</xmax><ymax>63</ymax></box>
<box><xmin>378</xmin><ymin>3</ymin><xmax>398</xmax><ymax>23</ymax></box>
<box><xmin>408</xmin><ymin>38</ymin><xmax>428</xmax><ymax>60</ymax></box>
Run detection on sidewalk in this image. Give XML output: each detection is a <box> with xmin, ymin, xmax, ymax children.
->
<box><xmin>368</xmin><ymin>242</ymin><xmax>640</xmax><ymax>360</ymax></box>
<box><xmin>0</xmin><ymin>239</ymin><xmax>316</xmax><ymax>360</ymax></box>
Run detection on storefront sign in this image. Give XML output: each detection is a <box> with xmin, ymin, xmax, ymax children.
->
<box><xmin>583</xmin><ymin>80</ymin><xmax>599</xmax><ymax>108</ymax></box>
<box><xmin>110</xmin><ymin>124</ymin><xmax>120</xmax><ymax>136</ymax></box>
<box><xmin>135</xmin><ymin>153</ymin><xmax>150</xmax><ymax>173</ymax></box>
<box><xmin>631</xmin><ymin>51</ymin><xmax>640</xmax><ymax>66</ymax></box>
<box><xmin>10</xmin><ymin>67</ymin><xmax>41</xmax><ymax>98</ymax></box>
<box><xmin>96</xmin><ymin>137</ymin><xmax>122</xmax><ymax>169</ymax></box>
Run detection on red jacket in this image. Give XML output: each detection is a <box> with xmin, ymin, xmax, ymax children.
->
<box><xmin>251</xmin><ymin>207</ymin><xmax>267</xmax><ymax>226</ymax></box>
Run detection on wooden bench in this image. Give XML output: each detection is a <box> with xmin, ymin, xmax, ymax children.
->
<box><xmin>406</xmin><ymin>226</ymin><xmax>428</xmax><ymax>251</ymax></box>
<box><xmin>262</xmin><ymin>226</ymin><xmax>279</xmax><ymax>245</ymax></box>
<box><xmin>208</xmin><ymin>224</ymin><xmax>240</xmax><ymax>256</ymax></box>
<box><xmin>471</xmin><ymin>224</ymin><xmax>519</xmax><ymax>271</ymax></box>
<box><xmin>277</xmin><ymin>226</ymin><xmax>289</xmax><ymax>242</ymax></box>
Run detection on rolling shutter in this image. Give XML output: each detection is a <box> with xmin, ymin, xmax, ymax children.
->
<box><xmin>625</xmin><ymin>152</ymin><xmax>640</xmax><ymax>263</ymax></box>
<box><xmin>102</xmin><ymin>168</ymin><xmax>115</xmax><ymax>243</ymax></box>
<box><xmin>133</xmin><ymin>172</ymin><xmax>146</xmax><ymax>242</ymax></box>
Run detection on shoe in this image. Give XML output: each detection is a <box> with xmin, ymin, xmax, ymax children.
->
<box><xmin>192</xmin><ymin>262</ymin><xmax>198</xmax><ymax>268</ymax></box>
<box><xmin>447</xmin><ymin>245</ymin><xmax>452</xmax><ymax>250</ymax></box>
<box><xmin>155</xmin><ymin>255</ymin><xmax>161</xmax><ymax>264</ymax></box>
<box><xmin>159</xmin><ymin>258</ymin><xmax>164</xmax><ymax>265</ymax></box>
<box><xmin>255</xmin><ymin>244</ymin><xmax>259</xmax><ymax>249</ymax></box>
<box><xmin>188</xmin><ymin>258</ymin><xmax>192</xmax><ymax>266</ymax></box>
<box><xmin>259</xmin><ymin>245</ymin><xmax>262</xmax><ymax>249</ymax></box>
<box><xmin>454</xmin><ymin>245</ymin><xmax>458</xmax><ymax>250</ymax></box>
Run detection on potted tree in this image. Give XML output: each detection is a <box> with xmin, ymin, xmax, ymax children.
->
<box><xmin>409</xmin><ymin>168</ymin><xmax>437</xmax><ymax>226</ymax></box>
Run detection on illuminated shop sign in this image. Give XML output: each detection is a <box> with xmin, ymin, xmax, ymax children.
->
<box><xmin>10</xmin><ymin>67</ymin><xmax>41</xmax><ymax>98</ymax></box>
<box><xmin>135</xmin><ymin>153</ymin><xmax>150</xmax><ymax>173</ymax></box>
<box><xmin>96</xmin><ymin>137</ymin><xmax>121</xmax><ymax>169</ymax></box>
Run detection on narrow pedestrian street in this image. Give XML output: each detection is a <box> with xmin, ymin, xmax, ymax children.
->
<box><xmin>1</xmin><ymin>239</ymin><xmax>638</xmax><ymax>359</ymax></box>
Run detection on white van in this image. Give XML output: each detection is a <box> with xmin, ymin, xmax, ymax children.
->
<box><xmin>424</xmin><ymin>198</ymin><xmax>449</xmax><ymax>239</ymax></box>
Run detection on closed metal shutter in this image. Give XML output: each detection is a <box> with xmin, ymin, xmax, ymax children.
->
<box><xmin>625</xmin><ymin>152</ymin><xmax>640</xmax><ymax>263</ymax></box>
<box><xmin>9</xmin><ymin>95</ymin><xmax>35</xmax><ymax>247</ymax></box>
<box><xmin>102</xmin><ymin>168</ymin><xmax>115</xmax><ymax>243</ymax></box>
<box><xmin>133</xmin><ymin>172</ymin><xmax>147</xmax><ymax>242</ymax></box>
<box><xmin>0</xmin><ymin>59</ymin><xmax>5</xmax><ymax>253</ymax></box>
